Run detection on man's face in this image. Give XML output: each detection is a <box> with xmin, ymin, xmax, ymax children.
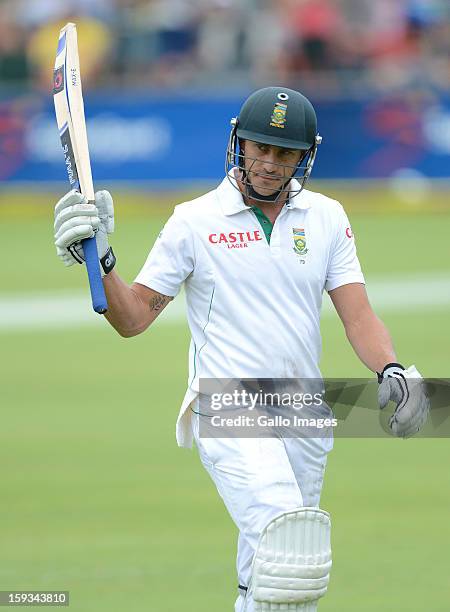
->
<box><xmin>242</xmin><ymin>140</ymin><xmax>303</xmax><ymax>197</ymax></box>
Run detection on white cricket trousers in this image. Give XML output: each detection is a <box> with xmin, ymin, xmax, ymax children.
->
<box><xmin>191</xmin><ymin>410</ymin><xmax>332</xmax><ymax>612</ymax></box>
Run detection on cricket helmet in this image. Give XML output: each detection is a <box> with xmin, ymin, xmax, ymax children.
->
<box><xmin>226</xmin><ymin>86</ymin><xmax>322</xmax><ymax>202</ymax></box>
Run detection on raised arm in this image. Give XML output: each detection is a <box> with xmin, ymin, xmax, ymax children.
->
<box><xmin>54</xmin><ymin>189</ymin><xmax>174</xmax><ymax>337</ymax></box>
<box><xmin>103</xmin><ymin>273</ymin><xmax>172</xmax><ymax>337</ymax></box>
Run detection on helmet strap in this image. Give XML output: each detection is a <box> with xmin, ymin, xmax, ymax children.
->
<box><xmin>245</xmin><ymin>180</ymin><xmax>287</xmax><ymax>203</ymax></box>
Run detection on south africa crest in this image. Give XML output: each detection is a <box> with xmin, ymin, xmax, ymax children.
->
<box><xmin>270</xmin><ymin>103</ymin><xmax>287</xmax><ymax>128</ymax></box>
<box><xmin>292</xmin><ymin>228</ymin><xmax>308</xmax><ymax>256</ymax></box>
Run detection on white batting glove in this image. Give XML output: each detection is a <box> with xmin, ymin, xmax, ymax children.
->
<box><xmin>54</xmin><ymin>189</ymin><xmax>115</xmax><ymax>275</ymax></box>
<box><xmin>378</xmin><ymin>363</ymin><xmax>430</xmax><ymax>438</ymax></box>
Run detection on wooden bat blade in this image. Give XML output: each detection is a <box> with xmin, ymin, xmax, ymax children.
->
<box><xmin>53</xmin><ymin>22</ymin><xmax>107</xmax><ymax>314</ymax></box>
<box><xmin>53</xmin><ymin>22</ymin><xmax>94</xmax><ymax>201</ymax></box>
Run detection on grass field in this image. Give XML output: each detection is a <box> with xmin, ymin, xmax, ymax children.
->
<box><xmin>1</xmin><ymin>185</ymin><xmax>449</xmax><ymax>611</ymax></box>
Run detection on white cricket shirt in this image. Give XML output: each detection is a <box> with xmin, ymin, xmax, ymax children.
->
<box><xmin>135</xmin><ymin>174</ymin><xmax>365</xmax><ymax>447</ymax></box>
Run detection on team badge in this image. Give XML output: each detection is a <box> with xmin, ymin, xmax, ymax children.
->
<box><xmin>270</xmin><ymin>103</ymin><xmax>287</xmax><ymax>129</ymax></box>
<box><xmin>292</xmin><ymin>228</ymin><xmax>308</xmax><ymax>256</ymax></box>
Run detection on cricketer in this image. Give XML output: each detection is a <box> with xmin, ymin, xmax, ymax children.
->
<box><xmin>53</xmin><ymin>87</ymin><xmax>429</xmax><ymax>611</ymax></box>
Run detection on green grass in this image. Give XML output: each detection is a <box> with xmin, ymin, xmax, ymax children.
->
<box><xmin>1</xmin><ymin>185</ymin><xmax>450</xmax><ymax>291</ymax></box>
<box><xmin>1</xmin><ymin>187</ymin><xmax>449</xmax><ymax>611</ymax></box>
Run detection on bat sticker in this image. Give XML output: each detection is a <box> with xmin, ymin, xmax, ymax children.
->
<box><xmin>60</xmin><ymin>126</ymin><xmax>78</xmax><ymax>188</ymax></box>
<box><xmin>53</xmin><ymin>67</ymin><xmax>65</xmax><ymax>94</ymax></box>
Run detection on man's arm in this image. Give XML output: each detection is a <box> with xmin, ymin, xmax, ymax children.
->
<box><xmin>103</xmin><ymin>271</ymin><xmax>172</xmax><ymax>337</ymax></box>
<box><xmin>329</xmin><ymin>282</ymin><xmax>430</xmax><ymax>438</ymax></box>
<box><xmin>54</xmin><ymin>189</ymin><xmax>178</xmax><ymax>338</ymax></box>
<box><xmin>328</xmin><ymin>283</ymin><xmax>396</xmax><ymax>373</ymax></box>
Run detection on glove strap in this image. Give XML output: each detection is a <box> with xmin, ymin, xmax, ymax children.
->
<box><xmin>100</xmin><ymin>247</ymin><xmax>116</xmax><ymax>276</ymax></box>
<box><xmin>377</xmin><ymin>362</ymin><xmax>405</xmax><ymax>383</ymax></box>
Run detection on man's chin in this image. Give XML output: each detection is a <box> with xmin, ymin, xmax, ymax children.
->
<box><xmin>249</xmin><ymin>182</ymin><xmax>281</xmax><ymax>197</ymax></box>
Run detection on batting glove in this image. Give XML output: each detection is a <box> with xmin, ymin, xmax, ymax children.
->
<box><xmin>54</xmin><ymin>189</ymin><xmax>116</xmax><ymax>276</ymax></box>
<box><xmin>377</xmin><ymin>363</ymin><xmax>430</xmax><ymax>438</ymax></box>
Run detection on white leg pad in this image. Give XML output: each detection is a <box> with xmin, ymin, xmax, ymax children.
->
<box><xmin>251</xmin><ymin>508</ymin><xmax>332</xmax><ymax>612</ymax></box>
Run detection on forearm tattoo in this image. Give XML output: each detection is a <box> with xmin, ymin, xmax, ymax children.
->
<box><xmin>149</xmin><ymin>293</ymin><xmax>171</xmax><ymax>312</ymax></box>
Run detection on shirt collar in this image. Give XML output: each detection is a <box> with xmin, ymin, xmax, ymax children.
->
<box><xmin>217</xmin><ymin>171</ymin><xmax>311</xmax><ymax>216</ymax></box>
<box><xmin>285</xmin><ymin>179</ymin><xmax>311</xmax><ymax>211</ymax></box>
<box><xmin>216</xmin><ymin>172</ymin><xmax>250</xmax><ymax>216</ymax></box>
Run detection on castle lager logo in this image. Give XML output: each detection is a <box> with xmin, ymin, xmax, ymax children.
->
<box><xmin>209</xmin><ymin>230</ymin><xmax>263</xmax><ymax>249</ymax></box>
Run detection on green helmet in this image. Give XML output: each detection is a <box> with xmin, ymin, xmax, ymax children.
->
<box><xmin>237</xmin><ymin>86</ymin><xmax>318</xmax><ymax>150</ymax></box>
<box><xmin>226</xmin><ymin>87</ymin><xmax>322</xmax><ymax>202</ymax></box>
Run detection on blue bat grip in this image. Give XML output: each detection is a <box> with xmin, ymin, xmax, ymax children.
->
<box><xmin>82</xmin><ymin>236</ymin><xmax>108</xmax><ymax>314</ymax></box>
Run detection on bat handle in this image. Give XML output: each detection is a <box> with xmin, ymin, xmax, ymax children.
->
<box><xmin>82</xmin><ymin>236</ymin><xmax>108</xmax><ymax>314</ymax></box>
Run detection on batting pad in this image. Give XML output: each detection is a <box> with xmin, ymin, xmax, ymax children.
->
<box><xmin>251</xmin><ymin>508</ymin><xmax>332</xmax><ymax>611</ymax></box>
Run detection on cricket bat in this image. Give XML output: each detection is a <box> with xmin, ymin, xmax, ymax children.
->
<box><xmin>53</xmin><ymin>22</ymin><xmax>108</xmax><ymax>314</ymax></box>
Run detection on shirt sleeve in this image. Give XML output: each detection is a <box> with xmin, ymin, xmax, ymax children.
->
<box><xmin>325</xmin><ymin>204</ymin><xmax>365</xmax><ymax>292</ymax></box>
<box><xmin>134</xmin><ymin>210</ymin><xmax>195</xmax><ymax>297</ymax></box>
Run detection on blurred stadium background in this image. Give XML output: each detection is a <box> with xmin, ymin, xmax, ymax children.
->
<box><xmin>1</xmin><ymin>1</ymin><xmax>450</xmax><ymax>611</ymax></box>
